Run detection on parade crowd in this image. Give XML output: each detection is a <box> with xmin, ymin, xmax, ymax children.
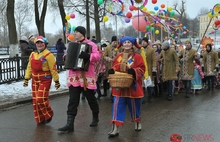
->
<box><xmin>21</xmin><ymin>26</ymin><xmax>219</xmax><ymax>138</ymax></box>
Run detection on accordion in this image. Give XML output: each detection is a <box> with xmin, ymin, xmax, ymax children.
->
<box><xmin>65</xmin><ymin>42</ymin><xmax>92</xmax><ymax>71</ymax></box>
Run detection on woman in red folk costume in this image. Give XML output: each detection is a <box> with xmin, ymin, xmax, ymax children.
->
<box><xmin>108</xmin><ymin>36</ymin><xmax>146</xmax><ymax>137</ymax></box>
<box><xmin>23</xmin><ymin>36</ymin><xmax>60</xmax><ymax>125</ymax></box>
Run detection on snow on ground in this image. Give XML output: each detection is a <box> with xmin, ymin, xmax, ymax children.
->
<box><xmin>0</xmin><ymin>71</ymin><xmax>68</xmax><ymax>103</ymax></box>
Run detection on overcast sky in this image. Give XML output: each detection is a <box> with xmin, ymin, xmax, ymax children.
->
<box><xmin>44</xmin><ymin>0</ymin><xmax>218</xmax><ymax>34</ymax></box>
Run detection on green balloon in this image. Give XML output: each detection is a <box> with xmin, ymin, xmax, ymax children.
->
<box><xmin>72</xmin><ymin>26</ymin><xmax>76</xmax><ymax>31</ymax></box>
<box><xmin>146</xmin><ymin>26</ymin><xmax>150</xmax><ymax>30</ymax></box>
<box><xmin>151</xmin><ymin>27</ymin><xmax>155</xmax><ymax>31</ymax></box>
<box><xmin>170</xmin><ymin>11</ymin><xmax>175</xmax><ymax>16</ymax></box>
<box><xmin>97</xmin><ymin>0</ymin><xmax>103</xmax><ymax>5</ymax></box>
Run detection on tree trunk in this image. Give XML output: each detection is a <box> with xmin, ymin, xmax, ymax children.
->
<box><xmin>86</xmin><ymin>0</ymin><xmax>90</xmax><ymax>39</ymax></box>
<box><xmin>58</xmin><ymin>0</ymin><xmax>67</xmax><ymax>42</ymax></box>
<box><xmin>34</xmin><ymin>0</ymin><xmax>48</xmax><ymax>36</ymax></box>
<box><xmin>93</xmin><ymin>0</ymin><xmax>101</xmax><ymax>42</ymax></box>
<box><xmin>7</xmin><ymin>0</ymin><xmax>19</xmax><ymax>57</ymax></box>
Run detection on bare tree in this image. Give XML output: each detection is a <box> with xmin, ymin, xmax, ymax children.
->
<box><xmin>34</xmin><ymin>0</ymin><xmax>48</xmax><ymax>36</ymax></box>
<box><xmin>15</xmin><ymin>0</ymin><xmax>33</xmax><ymax>38</ymax></box>
<box><xmin>0</xmin><ymin>0</ymin><xmax>8</xmax><ymax>46</ymax></box>
<box><xmin>197</xmin><ymin>7</ymin><xmax>210</xmax><ymax>16</ymax></box>
<box><xmin>7</xmin><ymin>0</ymin><xmax>19</xmax><ymax>57</ymax></box>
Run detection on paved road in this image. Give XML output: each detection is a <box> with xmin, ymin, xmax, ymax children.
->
<box><xmin>0</xmin><ymin>89</ymin><xmax>220</xmax><ymax>142</ymax></box>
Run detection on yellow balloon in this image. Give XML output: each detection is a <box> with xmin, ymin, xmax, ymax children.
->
<box><xmin>142</xmin><ymin>7</ymin><xmax>147</xmax><ymax>11</ymax></box>
<box><xmin>155</xmin><ymin>30</ymin><xmax>159</xmax><ymax>34</ymax></box>
<box><xmin>103</xmin><ymin>16</ymin><xmax>108</xmax><ymax>22</ymax></box>
<box><xmin>65</xmin><ymin>15</ymin><xmax>70</xmax><ymax>20</ymax></box>
<box><xmin>208</xmin><ymin>12</ymin><xmax>213</xmax><ymax>18</ymax></box>
<box><xmin>168</xmin><ymin>7</ymin><xmax>172</xmax><ymax>12</ymax></box>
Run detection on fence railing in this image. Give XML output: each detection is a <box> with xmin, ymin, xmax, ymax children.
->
<box><xmin>0</xmin><ymin>53</ymin><xmax>65</xmax><ymax>84</ymax></box>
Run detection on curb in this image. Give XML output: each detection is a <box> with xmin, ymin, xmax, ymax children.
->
<box><xmin>0</xmin><ymin>89</ymin><xmax>69</xmax><ymax>110</ymax></box>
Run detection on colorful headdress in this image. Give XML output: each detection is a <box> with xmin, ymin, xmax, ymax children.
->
<box><xmin>34</xmin><ymin>36</ymin><xmax>48</xmax><ymax>44</ymax></box>
<box><xmin>116</xmin><ymin>36</ymin><xmax>141</xmax><ymax>49</ymax></box>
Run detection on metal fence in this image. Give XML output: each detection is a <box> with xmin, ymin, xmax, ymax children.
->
<box><xmin>0</xmin><ymin>46</ymin><xmax>65</xmax><ymax>84</ymax></box>
<box><xmin>0</xmin><ymin>55</ymin><xmax>27</xmax><ymax>84</ymax></box>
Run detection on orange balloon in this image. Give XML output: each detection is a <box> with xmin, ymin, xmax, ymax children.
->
<box><xmin>179</xmin><ymin>24</ymin><xmax>183</xmax><ymax>27</ymax></box>
<box><xmin>68</xmin><ymin>34</ymin><xmax>74</xmax><ymax>41</ymax></box>
<box><xmin>161</xmin><ymin>4</ymin><xmax>165</xmax><ymax>9</ymax></box>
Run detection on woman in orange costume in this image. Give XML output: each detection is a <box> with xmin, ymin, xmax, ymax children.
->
<box><xmin>108</xmin><ymin>36</ymin><xmax>146</xmax><ymax>137</ymax></box>
<box><xmin>23</xmin><ymin>36</ymin><xmax>60</xmax><ymax>125</ymax></box>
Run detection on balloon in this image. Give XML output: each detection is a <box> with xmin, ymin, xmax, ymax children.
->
<box><xmin>70</xmin><ymin>13</ymin><xmax>75</xmax><ymax>19</ymax></box>
<box><xmin>72</xmin><ymin>26</ymin><xmax>76</xmax><ymax>31</ymax></box>
<box><xmin>183</xmin><ymin>26</ymin><xmax>186</xmax><ymax>29</ymax></box>
<box><xmin>103</xmin><ymin>16</ymin><xmax>108</xmax><ymax>22</ymax></box>
<box><xmin>146</xmin><ymin>26</ymin><xmax>150</xmax><ymax>30</ymax></box>
<box><xmin>167</xmin><ymin>7</ymin><xmax>172</xmax><ymax>12</ymax></box>
<box><xmin>126</xmin><ymin>12</ymin><xmax>132</xmax><ymax>18</ymax></box>
<box><xmin>97</xmin><ymin>0</ymin><xmax>103</xmax><ymax>5</ymax></box>
<box><xmin>129</xmin><ymin>6</ymin><xmax>134</xmax><ymax>11</ymax></box>
<box><xmin>65</xmin><ymin>15</ymin><xmax>70</xmax><ymax>20</ymax></box>
<box><xmin>152</xmin><ymin>0</ymin><xmax>157</xmax><ymax>4</ymax></box>
<box><xmin>214</xmin><ymin>20</ymin><xmax>220</xmax><ymax>26</ymax></box>
<box><xmin>132</xmin><ymin>15</ymin><xmax>149</xmax><ymax>32</ymax></box>
<box><xmin>155</xmin><ymin>30</ymin><xmax>159</xmax><ymax>34</ymax></box>
<box><xmin>125</xmin><ymin>17</ymin><xmax>130</xmax><ymax>23</ymax></box>
<box><xmin>179</xmin><ymin>24</ymin><xmax>183</xmax><ymax>27</ymax></box>
<box><xmin>142</xmin><ymin>7</ymin><xmax>147</xmax><ymax>11</ymax></box>
<box><xmin>68</xmin><ymin>34</ymin><xmax>74</xmax><ymax>41</ymax></box>
<box><xmin>154</xmin><ymin>6</ymin><xmax>159</xmax><ymax>11</ymax></box>
<box><xmin>169</xmin><ymin>11</ymin><xmax>175</xmax><ymax>16</ymax></box>
<box><xmin>151</xmin><ymin>27</ymin><xmax>155</xmax><ymax>31</ymax></box>
<box><xmin>161</xmin><ymin>4</ymin><xmax>165</xmax><ymax>9</ymax></box>
<box><xmin>208</xmin><ymin>12</ymin><xmax>213</xmax><ymax>18</ymax></box>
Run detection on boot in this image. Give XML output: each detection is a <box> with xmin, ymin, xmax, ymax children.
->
<box><xmin>174</xmin><ymin>88</ymin><xmax>178</xmax><ymax>95</ymax></box>
<box><xmin>96</xmin><ymin>89</ymin><xmax>102</xmax><ymax>100</ymax></box>
<box><xmin>90</xmin><ymin>112</ymin><xmax>99</xmax><ymax>127</ymax></box>
<box><xmin>185</xmin><ymin>94</ymin><xmax>190</xmax><ymax>98</ymax></box>
<box><xmin>135</xmin><ymin>122</ymin><xmax>142</xmax><ymax>131</ymax></box>
<box><xmin>168</xmin><ymin>95</ymin><xmax>172</xmax><ymax>101</ymax></box>
<box><xmin>58</xmin><ymin>115</ymin><xmax>74</xmax><ymax>132</ymax></box>
<box><xmin>108</xmin><ymin>122</ymin><xmax>119</xmax><ymax>137</ymax></box>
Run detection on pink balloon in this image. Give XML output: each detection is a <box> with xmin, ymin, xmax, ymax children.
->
<box><xmin>70</xmin><ymin>13</ymin><xmax>75</xmax><ymax>19</ymax></box>
<box><xmin>132</xmin><ymin>15</ymin><xmax>148</xmax><ymax>32</ymax></box>
<box><xmin>129</xmin><ymin>6</ymin><xmax>133</xmax><ymax>11</ymax></box>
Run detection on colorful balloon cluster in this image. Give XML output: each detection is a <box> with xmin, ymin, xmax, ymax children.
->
<box><xmin>64</xmin><ymin>13</ymin><xmax>76</xmax><ymax>41</ymax></box>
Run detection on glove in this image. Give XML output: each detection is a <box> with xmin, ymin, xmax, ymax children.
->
<box><xmin>202</xmin><ymin>67</ymin><xmax>204</xmax><ymax>72</ymax></box>
<box><xmin>79</xmin><ymin>51</ymin><xmax>90</xmax><ymax>60</ymax></box>
<box><xmin>108</xmin><ymin>69</ymin><xmax>115</xmax><ymax>74</ymax></box>
<box><xmin>127</xmin><ymin>68</ymin><xmax>136</xmax><ymax>79</ymax></box>
<box><xmin>23</xmin><ymin>79</ymin><xmax>29</xmax><ymax>87</ymax></box>
<box><xmin>152</xmin><ymin>71</ymin><xmax>157</xmax><ymax>77</ymax></box>
<box><xmin>55</xmin><ymin>81</ymin><xmax>60</xmax><ymax>90</ymax></box>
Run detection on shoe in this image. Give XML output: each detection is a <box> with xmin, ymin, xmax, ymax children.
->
<box><xmin>37</xmin><ymin>121</ymin><xmax>45</xmax><ymax>126</ymax></box>
<box><xmin>90</xmin><ymin>112</ymin><xmax>99</xmax><ymax>127</ymax></box>
<box><xmin>45</xmin><ymin>116</ymin><xmax>52</xmax><ymax>123</ymax></box>
<box><xmin>58</xmin><ymin>115</ymin><xmax>74</xmax><ymax>132</ymax></box>
<box><xmin>101</xmin><ymin>92</ymin><xmax>107</xmax><ymax>97</ymax></box>
<box><xmin>168</xmin><ymin>96</ymin><xmax>172</xmax><ymax>101</ymax></box>
<box><xmin>108</xmin><ymin>123</ymin><xmax>119</xmax><ymax>137</ymax></box>
<box><xmin>135</xmin><ymin>122</ymin><xmax>142</xmax><ymax>131</ymax></box>
<box><xmin>185</xmin><ymin>94</ymin><xmax>190</xmax><ymax>98</ymax></box>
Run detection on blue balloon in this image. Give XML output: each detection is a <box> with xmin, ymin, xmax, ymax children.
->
<box><xmin>154</xmin><ymin>6</ymin><xmax>159</xmax><ymax>11</ymax></box>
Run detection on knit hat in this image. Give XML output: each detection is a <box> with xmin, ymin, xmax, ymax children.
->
<box><xmin>155</xmin><ymin>40</ymin><xmax>161</xmax><ymax>45</ymax></box>
<box><xmin>34</xmin><ymin>35</ymin><xmax>48</xmax><ymax>44</ymax></box>
<box><xmin>185</xmin><ymin>40</ymin><xmax>191</xmax><ymax>44</ymax></box>
<box><xmin>20</xmin><ymin>36</ymin><xmax>28</xmax><ymax>43</ymax></box>
<box><xmin>142</xmin><ymin>37</ymin><xmax>149</xmax><ymax>43</ymax></box>
<box><xmin>162</xmin><ymin>41</ymin><xmax>170</xmax><ymax>48</ymax></box>
<box><xmin>75</xmin><ymin>26</ymin><xmax>86</xmax><ymax>37</ymax></box>
<box><xmin>117</xmin><ymin>36</ymin><xmax>141</xmax><ymax>49</ymax></box>
<box><xmin>111</xmin><ymin>36</ymin><xmax>117</xmax><ymax>42</ymax></box>
<box><xmin>28</xmin><ymin>35</ymin><xmax>34</xmax><ymax>40</ymax></box>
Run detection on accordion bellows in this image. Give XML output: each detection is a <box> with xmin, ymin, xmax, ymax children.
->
<box><xmin>65</xmin><ymin>42</ymin><xmax>92</xmax><ymax>71</ymax></box>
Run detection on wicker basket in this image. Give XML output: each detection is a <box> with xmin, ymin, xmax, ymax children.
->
<box><xmin>108</xmin><ymin>72</ymin><xmax>133</xmax><ymax>88</ymax></box>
